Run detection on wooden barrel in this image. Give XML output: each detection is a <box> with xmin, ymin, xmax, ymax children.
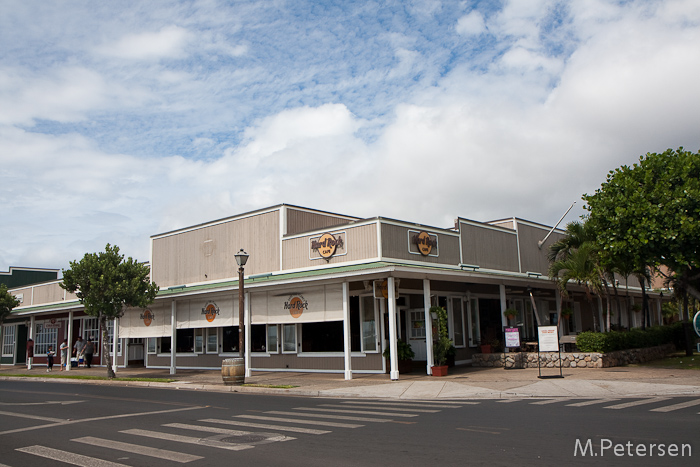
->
<box><xmin>221</xmin><ymin>358</ymin><xmax>245</xmax><ymax>386</ymax></box>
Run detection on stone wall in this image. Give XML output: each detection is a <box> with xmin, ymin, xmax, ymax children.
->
<box><xmin>471</xmin><ymin>344</ymin><xmax>675</xmax><ymax>369</ymax></box>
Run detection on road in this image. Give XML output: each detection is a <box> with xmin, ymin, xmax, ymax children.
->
<box><xmin>0</xmin><ymin>380</ymin><xmax>697</xmax><ymax>466</ymax></box>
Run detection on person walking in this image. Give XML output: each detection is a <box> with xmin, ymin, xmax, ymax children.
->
<box><xmin>83</xmin><ymin>338</ymin><xmax>95</xmax><ymax>368</ymax></box>
<box><xmin>73</xmin><ymin>337</ymin><xmax>85</xmax><ymax>367</ymax></box>
<box><xmin>26</xmin><ymin>338</ymin><xmax>34</xmax><ymax>370</ymax></box>
<box><xmin>46</xmin><ymin>346</ymin><xmax>55</xmax><ymax>372</ymax></box>
<box><xmin>59</xmin><ymin>339</ymin><xmax>68</xmax><ymax>371</ymax></box>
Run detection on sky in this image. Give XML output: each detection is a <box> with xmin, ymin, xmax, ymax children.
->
<box><xmin>1</xmin><ymin>0</ymin><xmax>700</xmax><ymax>271</ymax></box>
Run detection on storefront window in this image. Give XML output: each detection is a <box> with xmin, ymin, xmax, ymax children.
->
<box><xmin>147</xmin><ymin>337</ymin><xmax>156</xmax><ymax>354</ymax></box>
<box><xmin>2</xmin><ymin>325</ymin><xmax>16</xmax><ymax>356</ymax></box>
<box><xmin>361</xmin><ymin>295</ymin><xmax>377</xmax><ymax>352</ymax></box>
<box><xmin>282</xmin><ymin>324</ymin><xmax>296</xmax><ymax>353</ymax></box>
<box><xmin>160</xmin><ymin>329</ymin><xmax>196</xmax><ymax>353</ymax></box>
<box><xmin>82</xmin><ymin>318</ymin><xmax>99</xmax><ymax>344</ymax></box>
<box><xmin>301</xmin><ymin>322</ymin><xmax>343</xmax><ymax>352</ymax></box>
<box><xmin>451</xmin><ymin>297</ymin><xmax>465</xmax><ymax>347</ymax></box>
<box><xmin>251</xmin><ymin>325</ymin><xmax>267</xmax><ymax>352</ymax></box>
<box><xmin>468</xmin><ymin>298</ymin><xmax>480</xmax><ymax>347</ymax></box>
<box><xmin>206</xmin><ymin>328</ymin><xmax>218</xmax><ymax>353</ymax></box>
<box><xmin>267</xmin><ymin>325</ymin><xmax>278</xmax><ymax>354</ymax></box>
<box><xmin>105</xmin><ymin>320</ymin><xmax>122</xmax><ymax>355</ymax></box>
<box><xmin>221</xmin><ymin>326</ymin><xmax>239</xmax><ymax>353</ymax></box>
<box><xmin>195</xmin><ymin>328</ymin><xmax>203</xmax><ymax>353</ymax></box>
<box><xmin>34</xmin><ymin>323</ymin><xmax>57</xmax><ymax>355</ymax></box>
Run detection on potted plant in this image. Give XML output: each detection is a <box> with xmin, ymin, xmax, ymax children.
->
<box><xmin>560</xmin><ymin>307</ymin><xmax>573</xmax><ymax>320</ymax></box>
<box><xmin>383</xmin><ymin>339</ymin><xmax>415</xmax><ymax>374</ymax></box>
<box><xmin>503</xmin><ymin>308</ymin><xmax>519</xmax><ymax>324</ymax></box>
<box><xmin>431</xmin><ymin>306</ymin><xmax>453</xmax><ymax>376</ymax></box>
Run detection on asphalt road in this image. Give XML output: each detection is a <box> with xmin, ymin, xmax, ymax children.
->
<box><xmin>0</xmin><ymin>381</ymin><xmax>697</xmax><ymax>466</ymax></box>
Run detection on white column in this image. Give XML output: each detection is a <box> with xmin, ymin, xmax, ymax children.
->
<box><xmin>66</xmin><ymin>312</ymin><xmax>73</xmax><ymax>372</ymax></box>
<box><xmin>170</xmin><ymin>300</ymin><xmax>177</xmax><ymax>375</ymax></box>
<box><xmin>423</xmin><ymin>279</ymin><xmax>433</xmax><ymax>375</ymax></box>
<box><xmin>342</xmin><ymin>281</ymin><xmax>352</xmax><ymax>380</ymax></box>
<box><xmin>387</xmin><ymin>277</ymin><xmax>399</xmax><ymax>381</ymax></box>
<box><xmin>28</xmin><ymin>315</ymin><xmax>35</xmax><ymax>370</ymax></box>
<box><xmin>112</xmin><ymin>318</ymin><xmax>119</xmax><ymax>374</ymax></box>
<box><xmin>499</xmin><ymin>284</ymin><xmax>508</xmax><ymax>329</ymax></box>
<box><xmin>555</xmin><ymin>289</ymin><xmax>563</xmax><ymax>338</ymax></box>
<box><xmin>245</xmin><ymin>292</ymin><xmax>251</xmax><ymax>377</ymax></box>
<box><xmin>379</xmin><ymin>298</ymin><xmax>387</xmax><ymax>375</ymax></box>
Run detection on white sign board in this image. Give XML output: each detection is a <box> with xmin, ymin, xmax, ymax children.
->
<box><xmin>538</xmin><ymin>326</ymin><xmax>559</xmax><ymax>352</ymax></box>
<box><xmin>505</xmin><ymin>327</ymin><xmax>520</xmax><ymax>348</ymax></box>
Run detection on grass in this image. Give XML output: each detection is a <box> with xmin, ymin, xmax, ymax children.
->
<box><xmin>631</xmin><ymin>352</ymin><xmax>700</xmax><ymax>370</ymax></box>
<box><xmin>0</xmin><ymin>373</ymin><xmax>175</xmax><ymax>382</ymax></box>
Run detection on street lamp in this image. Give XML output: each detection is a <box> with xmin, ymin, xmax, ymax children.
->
<box><xmin>235</xmin><ymin>249</ymin><xmax>249</xmax><ymax>362</ymax></box>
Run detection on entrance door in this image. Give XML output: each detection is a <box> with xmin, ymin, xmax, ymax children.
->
<box><xmin>408</xmin><ymin>309</ymin><xmax>427</xmax><ymax>361</ymax></box>
<box><xmin>16</xmin><ymin>325</ymin><xmax>27</xmax><ymax>365</ymax></box>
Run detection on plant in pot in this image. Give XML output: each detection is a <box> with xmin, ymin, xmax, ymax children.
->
<box><xmin>560</xmin><ymin>307</ymin><xmax>573</xmax><ymax>320</ymax></box>
<box><xmin>430</xmin><ymin>306</ymin><xmax>453</xmax><ymax>376</ymax></box>
<box><xmin>383</xmin><ymin>339</ymin><xmax>415</xmax><ymax>374</ymax></box>
<box><xmin>503</xmin><ymin>308</ymin><xmax>519</xmax><ymax>325</ymax></box>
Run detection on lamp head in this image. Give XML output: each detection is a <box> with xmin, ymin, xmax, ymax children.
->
<box><xmin>235</xmin><ymin>249</ymin><xmax>249</xmax><ymax>267</ymax></box>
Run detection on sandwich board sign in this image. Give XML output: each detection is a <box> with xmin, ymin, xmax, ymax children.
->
<box><xmin>537</xmin><ymin>325</ymin><xmax>563</xmax><ymax>379</ymax></box>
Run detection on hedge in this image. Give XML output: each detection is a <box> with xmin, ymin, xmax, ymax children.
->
<box><xmin>576</xmin><ymin>323</ymin><xmax>685</xmax><ymax>353</ymax></box>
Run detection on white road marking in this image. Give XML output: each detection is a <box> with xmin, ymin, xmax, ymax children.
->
<box><xmin>339</xmin><ymin>401</ymin><xmax>466</xmax><ymax>409</ymax></box>
<box><xmin>72</xmin><ymin>436</ymin><xmax>202</xmax><ymax>463</ymax></box>
<box><xmin>567</xmin><ymin>399</ymin><xmax>620</xmax><ymax>407</ymax></box>
<box><xmin>163</xmin><ymin>422</ymin><xmax>294</xmax><ymax>443</ymax></box>
<box><xmin>0</xmin><ymin>401</ymin><xmax>84</xmax><ymax>406</ymax></box>
<box><xmin>16</xmin><ymin>445</ymin><xmax>129</xmax><ymax>467</ymax></box>
<box><xmin>237</xmin><ymin>414</ymin><xmax>363</xmax><ymax>428</ymax></box>
<box><xmin>603</xmin><ymin>397</ymin><xmax>672</xmax><ymax>410</ymax></box>
<box><xmin>318</xmin><ymin>404</ymin><xmax>439</xmax><ymax>413</ymax></box>
<box><xmin>294</xmin><ymin>407</ymin><xmax>418</xmax><ymax>417</ymax></box>
<box><xmin>266</xmin><ymin>410</ymin><xmax>393</xmax><ymax>423</ymax></box>
<box><xmin>530</xmin><ymin>399</ymin><xmax>570</xmax><ymax>405</ymax></box>
<box><xmin>120</xmin><ymin>428</ymin><xmax>254</xmax><ymax>451</ymax></box>
<box><xmin>650</xmin><ymin>398</ymin><xmax>700</xmax><ymax>412</ymax></box>
<box><xmin>0</xmin><ymin>410</ymin><xmax>66</xmax><ymax>423</ymax></box>
<box><xmin>201</xmin><ymin>418</ymin><xmax>330</xmax><ymax>435</ymax></box>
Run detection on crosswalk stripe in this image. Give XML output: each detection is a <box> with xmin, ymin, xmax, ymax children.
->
<box><xmin>650</xmin><ymin>399</ymin><xmax>700</xmax><ymax>412</ymax></box>
<box><xmin>317</xmin><ymin>404</ymin><xmax>439</xmax><ymax>413</ymax></box>
<box><xmin>120</xmin><ymin>428</ymin><xmax>254</xmax><ymax>451</ymax></box>
<box><xmin>0</xmin><ymin>409</ymin><xmax>66</xmax><ymax>423</ymax></box>
<box><xmin>530</xmin><ymin>399</ymin><xmax>569</xmax><ymax>405</ymax></box>
<box><xmin>293</xmin><ymin>407</ymin><xmax>418</xmax><ymax>417</ymax></box>
<box><xmin>567</xmin><ymin>399</ymin><xmax>620</xmax><ymax>407</ymax></box>
<box><xmin>339</xmin><ymin>401</ymin><xmax>466</xmax><ymax>409</ymax></box>
<box><xmin>163</xmin><ymin>423</ymin><xmax>294</xmax><ymax>443</ymax></box>
<box><xmin>604</xmin><ymin>397</ymin><xmax>671</xmax><ymax>410</ymax></box>
<box><xmin>201</xmin><ymin>418</ymin><xmax>330</xmax><ymax>435</ymax></box>
<box><xmin>72</xmin><ymin>436</ymin><xmax>202</xmax><ymax>463</ymax></box>
<box><xmin>496</xmin><ymin>399</ymin><xmax>519</xmax><ymax>403</ymax></box>
<box><xmin>266</xmin><ymin>410</ymin><xmax>393</xmax><ymax>423</ymax></box>
<box><xmin>16</xmin><ymin>445</ymin><xmax>129</xmax><ymax>467</ymax></box>
<box><xmin>237</xmin><ymin>414</ymin><xmax>363</xmax><ymax>428</ymax></box>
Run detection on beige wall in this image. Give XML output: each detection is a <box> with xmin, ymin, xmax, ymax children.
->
<box><xmin>517</xmin><ymin>222</ymin><xmax>564</xmax><ymax>275</ymax></box>
<box><xmin>286</xmin><ymin>207</ymin><xmax>356</xmax><ymax>236</ymax></box>
<box><xmin>282</xmin><ymin>223</ymin><xmax>378</xmax><ymax>269</ymax></box>
<box><xmin>10</xmin><ymin>281</ymin><xmax>77</xmax><ymax>307</ymax></box>
<box><xmin>151</xmin><ymin>211</ymin><xmax>281</xmax><ymax>288</ymax></box>
<box><xmin>460</xmin><ymin>222</ymin><xmax>519</xmax><ymax>272</ymax></box>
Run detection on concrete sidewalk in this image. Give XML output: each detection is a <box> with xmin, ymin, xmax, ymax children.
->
<box><xmin>2</xmin><ymin>364</ymin><xmax>700</xmax><ymax>400</ymax></box>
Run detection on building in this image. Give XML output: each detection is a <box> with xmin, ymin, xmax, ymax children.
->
<box><xmin>2</xmin><ymin>204</ymin><xmax>665</xmax><ymax>377</ymax></box>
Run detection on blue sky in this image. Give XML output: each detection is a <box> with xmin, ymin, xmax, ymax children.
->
<box><xmin>2</xmin><ymin>0</ymin><xmax>700</xmax><ymax>270</ymax></box>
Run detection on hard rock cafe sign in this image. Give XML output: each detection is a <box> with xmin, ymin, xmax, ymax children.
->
<box><xmin>201</xmin><ymin>301</ymin><xmax>220</xmax><ymax>323</ymax></box>
<box><xmin>284</xmin><ymin>294</ymin><xmax>309</xmax><ymax>319</ymax></box>
<box><xmin>412</xmin><ymin>231</ymin><xmax>438</xmax><ymax>256</ymax></box>
<box><xmin>140</xmin><ymin>309</ymin><xmax>154</xmax><ymax>326</ymax></box>
<box><xmin>311</xmin><ymin>232</ymin><xmax>344</xmax><ymax>260</ymax></box>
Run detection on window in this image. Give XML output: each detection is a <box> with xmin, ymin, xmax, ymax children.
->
<box><xmin>34</xmin><ymin>322</ymin><xmax>58</xmax><ymax>355</ymax></box>
<box><xmin>195</xmin><ymin>328</ymin><xmax>203</xmax><ymax>353</ymax></box>
<box><xmin>468</xmin><ymin>298</ymin><xmax>480</xmax><ymax>347</ymax></box>
<box><xmin>105</xmin><ymin>320</ymin><xmax>122</xmax><ymax>355</ymax></box>
<box><xmin>301</xmin><ymin>322</ymin><xmax>343</xmax><ymax>352</ymax></box>
<box><xmin>282</xmin><ymin>324</ymin><xmax>296</xmax><ymax>353</ymax></box>
<box><xmin>82</xmin><ymin>318</ymin><xmax>99</xmax><ymax>344</ymax></box>
<box><xmin>360</xmin><ymin>296</ymin><xmax>377</xmax><ymax>352</ymax></box>
<box><xmin>2</xmin><ymin>326</ymin><xmax>15</xmax><ymax>356</ymax></box>
<box><xmin>160</xmin><ymin>329</ymin><xmax>196</xmax><ymax>353</ymax></box>
<box><xmin>251</xmin><ymin>325</ymin><xmax>267</xmax><ymax>352</ymax></box>
<box><xmin>267</xmin><ymin>325</ymin><xmax>278</xmax><ymax>354</ymax></box>
<box><xmin>221</xmin><ymin>326</ymin><xmax>239</xmax><ymax>353</ymax></box>
<box><xmin>147</xmin><ymin>338</ymin><xmax>157</xmax><ymax>354</ymax></box>
<box><xmin>206</xmin><ymin>328</ymin><xmax>218</xmax><ymax>353</ymax></box>
<box><xmin>451</xmin><ymin>297</ymin><xmax>465</xmax><ymax>347</ymax></box>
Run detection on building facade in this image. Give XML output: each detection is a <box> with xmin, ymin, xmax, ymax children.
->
<box><xmin>2</xmin><ymin>204</ymin><xmax>665</xmax><ymax>378</ymax></box>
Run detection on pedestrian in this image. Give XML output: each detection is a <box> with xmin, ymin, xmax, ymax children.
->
<box><xmin>46</xmin><ymin>346</ymin><xmax>55</xmax><ymax>372</ymax></box>
<box><xmin>26</xmin><ymin>338</ymin><xmax>34</xmax><ymax>370</ymax></box>
<box><xmin>83</xmin><ymin>338</ymin><xmax>95</xmax><ymax>369</ymax></box>
<box><xmin>59</xmin><ymin>339</ymin><xmax>68</xmax><ymax>371</ymax></box>
<box><xmin>73</xmin><ymin>337</ymin><xmax>85</xmax><ymax>367</ymax></box>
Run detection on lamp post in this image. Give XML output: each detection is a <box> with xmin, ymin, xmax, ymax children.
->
<box><xmin>235</xmin><ymin>249</ymin><xmax>249</xmax><ymax>361</ymax></box>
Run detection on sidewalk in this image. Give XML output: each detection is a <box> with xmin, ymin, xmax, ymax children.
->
<box><xmin>2</xmin><ymin>364</ymin><xmax>700</xmax><ymax>400</ymax></box>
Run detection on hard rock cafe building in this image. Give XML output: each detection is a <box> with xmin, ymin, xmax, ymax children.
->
<box><xmin>3</xmin><ymin>204</ymin><xmax>665</xmax><ymax>378</ymax></box>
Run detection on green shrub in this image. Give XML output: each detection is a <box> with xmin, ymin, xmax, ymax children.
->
<box><xmin>574</xmin><ymin>324</ymin><xmax>681</xmax><ymax>353</ymax></box>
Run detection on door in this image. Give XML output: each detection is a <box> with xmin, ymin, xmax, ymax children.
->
<box><xmin>16</xmin><ymin>325</ymin><xmax>27</xmax><ymax>365</ymax></box>
<box><xmin>408</xmin><ymin>309</ymin><xmax>427</xmax><ymax>361</ymax></box>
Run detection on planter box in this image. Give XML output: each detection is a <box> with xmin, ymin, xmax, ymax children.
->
<box><xmin>431</xmin><ymin>365</ymin><xmax>448</xmax><ymax>377</ymax></box>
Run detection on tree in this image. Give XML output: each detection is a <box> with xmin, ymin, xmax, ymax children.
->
<box><xmin>60</xmin><ymin>244</ymin><xmax>159</xmax><ymax>378</ymax></box>
<box><xmin>584</xmin><ymin>147</ymin><xmax>700</xmax><ymax>354</ymax></box>
<box><xmin>0</xmin><ymin>284</ymin><xmax>21</xmax><ymax>327</ymax></box>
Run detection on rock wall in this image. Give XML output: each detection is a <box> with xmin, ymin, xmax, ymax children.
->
<box><xmin>471</xmin><ymin>344</ymin><xmax>675</xmax><ymax>369</ymax></box>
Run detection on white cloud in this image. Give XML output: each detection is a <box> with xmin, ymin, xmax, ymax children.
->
<box><xmin>97</xmin><ymin>25</ymin><xmax>192</xmax><ymax>60</ymax></box>
<box><xmin>455</xmin><ymin>11</ymin><xmax>486</xmax><ymax>36</ymax></box>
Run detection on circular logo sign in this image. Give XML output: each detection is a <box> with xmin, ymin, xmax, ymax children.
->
<box><xmin>204</xmin><ymin>304</ymin><xmax>218</xmax><ymax>322</ymax></box>
<box><xmin>316</xmin><ymin>233</ymin><xmax>339</xmax><ymax>259</ymax></box>
<box><xmin>141</xmin><ymin>309</ymin><xmax>153</xmax><ymax>327</ymax></box>
<box><xmin>414</xmin><ymin>231</ymin><xmax>436</xmax><ymax>255</ymax></box>
<box><xmin>285</xmin><ymin>295</ymin><xmax>308</xmax><ymax>318</ymax></box>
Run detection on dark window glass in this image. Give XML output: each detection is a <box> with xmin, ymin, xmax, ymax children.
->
<box><xmin>251</xmin><ymin>325</ymin><xmax>267</xmax><ymax>352</ymax></box>
<box><xmin>301</xmin><ymin>321</ymin><xmax>343</xmax><ymax>352</ymax></box>
<box><xmin>222</xmin><ymin>326</ymin><xmax>239</xmax><ymax>353</ymax></box>
<box><xmin>159</xmin><ymin>329</ymin><xmax>195</xmax><ymax>353</ymax></box>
